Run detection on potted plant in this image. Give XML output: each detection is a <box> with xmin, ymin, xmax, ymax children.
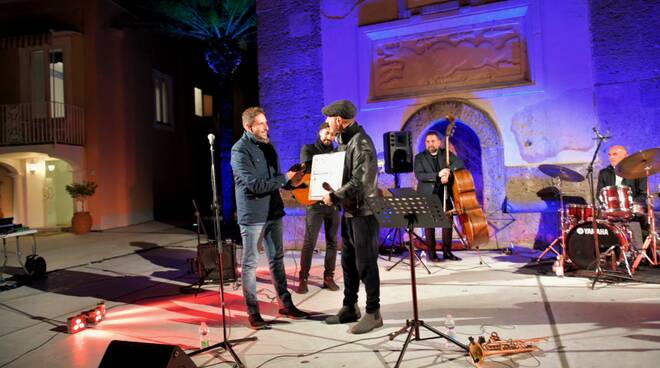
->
<box><xmin>65</xmin><ymin>181</ymin><xmax>98</xmax><ymax>234</ymax></box>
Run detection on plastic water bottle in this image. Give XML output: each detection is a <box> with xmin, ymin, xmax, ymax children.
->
<box><xmin>444</xmin><ymin>314</ymin><xmax>456</xmax><ymax>348</ymax></box>
<box><xmin>199</xmin><ymin>322</ymin><xmax>210</xmax><ymax>349</ymax></box>
<box><xmin>553</xmin><ymin>256</ymin><xmax>564</xmax><ymax>277</ymax></box>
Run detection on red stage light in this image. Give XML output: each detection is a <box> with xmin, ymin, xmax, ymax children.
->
<box><xmin>97</xmin><ymin>301</ymin><xmax>106</xmax><ymax>317</ymax></box>
<box><xmin>67</xmin><ymin>315</ymin><xmax>86</xmax><ymax>334</ymax></box>
<box><xmin>85</xmin><ymin>309</ymin><xmax>104</xmax><ymax>324</ymax></box>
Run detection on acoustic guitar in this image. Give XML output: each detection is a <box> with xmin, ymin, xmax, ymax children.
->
<box><xmin>291</xmin><ymin>172</ymin><xmax>319</xmax><ymax>206</ymax></box>
<box><xmin>287</xmin><ymin>163</ymin><xmax>318</xmax><ymax>206</ymax></box>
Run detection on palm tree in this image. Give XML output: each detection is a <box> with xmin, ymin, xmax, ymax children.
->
<box><xmin>150</xmin><ymin>0</ymin><xmax>256</xmax><ymax>77</ymax></box>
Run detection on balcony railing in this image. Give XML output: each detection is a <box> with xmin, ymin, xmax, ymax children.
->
<box><xmin>0</xmin><ymin>102</ymin><xmax>85</xmax><ymax>146</ymax></box>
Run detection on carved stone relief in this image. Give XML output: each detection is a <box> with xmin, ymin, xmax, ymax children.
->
<box><xmin>370</xmin><ymin>24</ymin><xmax>530</xmax><ymax>100</ymax></box>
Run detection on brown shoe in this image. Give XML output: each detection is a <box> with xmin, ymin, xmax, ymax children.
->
<box><xmin>322</xmin><ymin>276</ymin><xmax>339</xmax><ymax>291</ymax></box>
<box><xmin>297</xmin><ymin>277</ymin><xmax>308</xmax><ymax>294</ymax></box>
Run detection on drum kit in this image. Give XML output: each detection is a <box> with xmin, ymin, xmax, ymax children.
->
<box><xmin>536</xmin><ymin>148</ymin><xmax>660</xmax><ymax>277</ymax></box>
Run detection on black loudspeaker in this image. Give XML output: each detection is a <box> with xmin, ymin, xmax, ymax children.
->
<box><xmin>98</xmin><ymin>340</ymin><xmax>196</xmax><ymax>368</ymax></box>
<box><xmin>196</xmin><ymin>240</ymin><xmax>237</xmax><ymax>282</ymax></box>
<box><xmin>383</xmin><ymin>131</ymin><xmax>413</xmax><ymax>174</ymax></box>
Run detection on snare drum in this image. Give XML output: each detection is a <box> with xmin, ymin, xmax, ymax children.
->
<box><xmin>599</xmin><ymin>185</ymin><xmax>633</xmax><ymax>220</ymax></box>
<box><xmin>566</xmin><ymin>204</ymin><xmax>593</xmax><ymax>223</ymax></box>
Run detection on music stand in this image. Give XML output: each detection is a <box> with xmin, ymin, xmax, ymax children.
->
<box><xmin>384</xmin><ymin>188</ymin><xmax>431</xmax><ymax>273</ymax></box>
<box><xmin>367</xmin><ymin>195</ymin><xmax>469</xmax><ymax>367</ymax></box>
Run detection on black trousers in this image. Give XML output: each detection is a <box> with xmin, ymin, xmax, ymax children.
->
<box><xmin>424</xmin><ymin>226</ymin><xmax>453</xmax><ymax>256</ymax></box>
<box><xmin>424</xmin><ymin>190</ymin><xmax>454</xmax><ymax>256</ymax></box>
<box><xmin>300</xmin><ymin>204</ymin><xmax>340</xmax><ymax>278</ymax></box>
<box><xmin>341</xmin><ymin>214</ymin><xmax>381</xmax><ymax>313</ymax></box>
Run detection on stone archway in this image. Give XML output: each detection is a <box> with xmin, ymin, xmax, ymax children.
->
<box><xmin>401</xmin><ymin>99</ymin><xmax>505</xmax><ymax>214</ymax></box>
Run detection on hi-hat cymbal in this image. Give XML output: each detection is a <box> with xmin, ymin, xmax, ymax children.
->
<box><xmin>538</xmin><ymin>164</ymin><xmax>585</xmax><ymax>182</ymax></box>
<box><xmin>614</xmin><ymin>148</ymin><xmax>660</xmax><ymax>179</ymax></box>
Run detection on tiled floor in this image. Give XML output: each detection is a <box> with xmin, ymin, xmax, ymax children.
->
<box><xmin>1</xmin><ymin>222</ymin><xmax>659</xmax><ymax>367</ymax></box>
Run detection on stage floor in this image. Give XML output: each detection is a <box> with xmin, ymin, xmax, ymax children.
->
<box><xmin>1</xmin><ymin>222</ymin><xmax>659</xmax><ymax>367</ymax></box>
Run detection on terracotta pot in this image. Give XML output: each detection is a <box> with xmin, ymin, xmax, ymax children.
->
<box><xmin>72</xmin><ymin>212</ymin><xmax>92</xmax><ymax>235</ymax></box>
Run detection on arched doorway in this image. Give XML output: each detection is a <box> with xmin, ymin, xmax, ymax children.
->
<box><xmin>417</xmin><ymin>118</ymin><xmax>484</xmax><ymax>205</ymax></box>
<box><xmin>401</xmin><ymin>99</ymin><xmax>505</xmax><ymax>215</ymax></box>
<box><xmin>0</xmin><ymin>153</ymin><xmax>74</xmax><ymax>228</ymax></box>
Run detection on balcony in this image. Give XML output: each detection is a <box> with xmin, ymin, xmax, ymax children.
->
<box><xmin>0</xmin><ymin>102</ymin><xmax>85</xmax><ymax>146</ymax></box>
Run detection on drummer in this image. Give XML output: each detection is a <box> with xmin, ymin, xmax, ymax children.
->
<box><xmin>597</xmin><ymin>145</ymin><xmax>647</xmax><ymax>203</ymax></box>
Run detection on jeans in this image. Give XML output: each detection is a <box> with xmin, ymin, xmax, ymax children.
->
<box><xmin>239</xmin><ymin>218</ymin><xmax>293</xmax><ymax>315</ymax></box>
<box><xmin>300</xmin><ymin>204</ymin><xmax>340</xmax><ymax>278</ymax></box>
<box><xmin>341</xmin><ymin>215</ymin><xmax>381</xmax><ymax>313</ymax></box>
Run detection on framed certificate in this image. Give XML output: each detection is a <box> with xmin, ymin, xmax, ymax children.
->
<box><xmin>309</xmin><ymin>151</ymin><xmax>345</xmax><ymax>200</ymax></box>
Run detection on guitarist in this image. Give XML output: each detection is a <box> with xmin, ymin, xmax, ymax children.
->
<box><xmin>414</xmin><ymin>131</ymin><xmax>464</xmax><ymax>261</ymax></box>
<box><xmin>297</xmin><ymin>122</ymin><xmax>340</xmax><ymax>294</ymax></box>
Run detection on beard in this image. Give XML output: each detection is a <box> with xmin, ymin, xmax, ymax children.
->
<box><xmin>427</xmin><ymin>147</ymin><xmax>438</xmax><ymax>155</ymax></box>
<box><xmin>256</xmin><ymin>135</ymin><xmax>269</xmax><ymax>144</ymax></box>
<box><xmin>321</xmin><ymin>138</ymin><xmax>333</xmax><ymax>146</ymax></box>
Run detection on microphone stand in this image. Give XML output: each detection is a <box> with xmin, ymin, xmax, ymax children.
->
<box><xmin>188</xmin><ymin>134</ymin><xmax>257</xmax><ymax>367</ymax></box>
<box><xmin>586</xmin><ymin>130</ymin><xmax>606</xmax><ymax>289</ymax></box>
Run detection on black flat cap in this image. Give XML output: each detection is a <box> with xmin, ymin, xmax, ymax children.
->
<box><xmin>322</xmin><ymin>99</ymin><xmax>357</xmax><ymax>119</ymax></box>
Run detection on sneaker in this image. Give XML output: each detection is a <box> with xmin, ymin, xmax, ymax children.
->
<box><xmin>325</xmin><ymin>304</ymin><xmax>361</xmax><ymax>324</ymax></box>
<box><xmin>278</xmin><ymin>305</ymin><xmax>310</xmax><ymax>319</ymax></box>
<box><xmin>322</xmin><ymin>276</ymin><xmax>340</xmax><ymax>291</ymax></box>
<box><xmin>297</xmin><ymin>277</ymin><xmax>308</xmax><ymax>294</ymax></box>
<box><xmin>350</xmin><ymin>310</ymin><xmax>383</xmax><ymax>334</ymax></box>
<box><xmin>248</xmin><ymin>314</ymin><xmax>270</xmax><ymax>330</ymax></box>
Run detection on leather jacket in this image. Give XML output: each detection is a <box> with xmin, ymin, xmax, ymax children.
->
<box><xmin>332</xmin><ymin>122</ymin><xmax>379</xmax><ymax>217</ymax></box>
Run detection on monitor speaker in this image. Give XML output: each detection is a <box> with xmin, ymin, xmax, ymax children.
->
<box><xmin>196</xmin><ymin>240</ymin><xmax>237</xmax><ymax>282</ymax></box>
<box><xmin>98</xmin><ymin>340</ymin><xmax>197</xmax><ymax>368</ymax></box>
<box><xmin>383</xmin><ymin>131</ymin><xmax>413</xmax><ymax>174</ymax></box>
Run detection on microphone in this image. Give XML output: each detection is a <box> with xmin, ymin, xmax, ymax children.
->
<box><xmin>207</xmin><ymin>133</ymin><xmax>215</xmax><ymax>145</ymax></box>
<box><xmin>592</xmin><ymin>127</ymin><xmax>611</xmax><ymax>141</ymax></box>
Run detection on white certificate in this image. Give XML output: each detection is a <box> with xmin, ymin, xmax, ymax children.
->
<box><xmin>309</xmin><ymin>151</ymin><xmax>346</xmax><ymax>200</ymax></box>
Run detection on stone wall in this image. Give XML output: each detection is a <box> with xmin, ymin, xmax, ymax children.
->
<box><xmin>257</xmin><ymin>0</ymin><xmax>657</xmax><ymax>249</ymax></box>
<box><xmin>589</xmin><ymin>0</ymin><xmax>660</xmax><ymax>192</ymax></box>
<box><xmin>256</xmin><ymin>0</ymin><xmax>324</xmax><ymax>173</ymax></box>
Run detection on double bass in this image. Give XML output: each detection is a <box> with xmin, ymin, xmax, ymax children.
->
<box><xmin>444</xmin><ymin>116</ymin><xmax>489</xmax><ymax>248</ymax></box>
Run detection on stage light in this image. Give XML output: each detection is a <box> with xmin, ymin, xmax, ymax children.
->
<box><xmin>85</xmin><ymin>309</ymin><xmax>103</xmax><ymax>324</ymax></box>
<box><xmin>67</xmin><ymin>314</ymin><xmax>86</xmax><ymax>334</ymax></box>
<box><xmin>97</xmin><ymin>301</ymin><xmax>106</xmax><ymax>317</ymax></box>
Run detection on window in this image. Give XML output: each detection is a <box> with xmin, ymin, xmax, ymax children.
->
<box><xmin>49</xmin><ymin>49</ymin><xmax>64</xmax><ymax>118</ymax></box>
<box><xmin>194</xmin><ymin>87</ymin><xmax>203</xmax><ymax>117</ymax></box>
<box><xmin>153</xmin><ymin>70</ymin><xmax>174</xmax><ymax>126</ymax></box>
<box><xmin>194</xmin><ymin>87</ymin><xmax>213</xmax><ymax>117</ymax></box>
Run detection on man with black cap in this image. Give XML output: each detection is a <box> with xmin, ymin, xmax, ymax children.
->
<box><xmin>320</xmin><ymin>99</ymin><xmax>382</xmax><ymax>334</ymax></box>
<box><xmin>297</xmin><ymin>122</ymin><xmax>340</xmax><ymax>294</ymax></box>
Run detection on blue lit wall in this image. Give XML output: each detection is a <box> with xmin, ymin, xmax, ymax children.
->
<box><xmin>256</xmin><ymin>0</ymin><xmax>324</xmax><ymax>174</ymax></box>
<box><xmin>590</xmin><ymin>0</ymin><xmax>660</xmax><ymax>193</ymax></box>
<box><xmin>255</xmin><ymin>0</ymin><xmax>659</xmax><ymax>247</ymax></box>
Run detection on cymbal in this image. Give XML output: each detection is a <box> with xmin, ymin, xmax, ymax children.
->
<box><xmin>614</xmin><ymin>148</ymin><xmax>660</xmax><ymax>179</ymax></box>
<box><xmin>538</xmin><ymin>164</ymin><xmax>585</xmax><ymax>182</ymax></box>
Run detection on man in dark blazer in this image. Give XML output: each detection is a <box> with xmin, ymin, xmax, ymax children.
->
<box><xmin>597</xmin><ymin>145</ymin><xmax>647</xmax><ymax>204</ymax></box>
<box><xmin>414</xmin><ymin>131</ymin><xmax>464</xmax><ymax>261</ymax></box>
<box><xmin>231</xmin><ymin>106</ymin><xmax>310</xmax><ymax>329</ymax></box>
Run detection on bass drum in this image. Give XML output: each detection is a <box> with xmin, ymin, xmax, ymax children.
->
<box><xmin>566</xmin><ymin>221</ymin><xmax>628</xmax><ymax>269</ymax></box>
